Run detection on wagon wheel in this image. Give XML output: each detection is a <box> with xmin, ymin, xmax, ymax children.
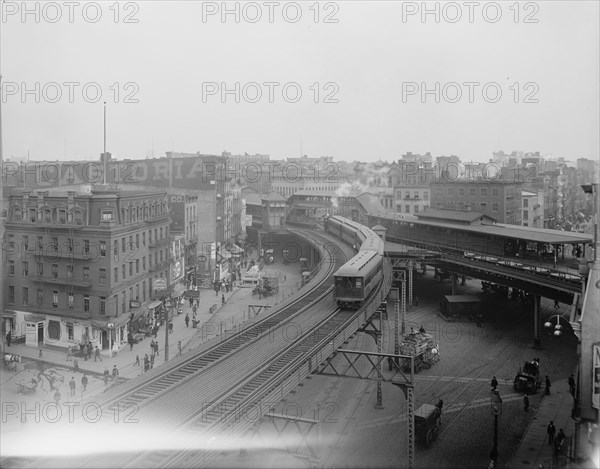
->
<box><xmin>425</xmin><ymin>428</ymin><xmax>434</xmax><ymax>447</ymax></box>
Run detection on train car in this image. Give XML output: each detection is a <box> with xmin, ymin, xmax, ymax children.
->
<box><xmin>333</xmin><ymin>250</ymin><xmax>383</xmax><ymax>309</ymax></box>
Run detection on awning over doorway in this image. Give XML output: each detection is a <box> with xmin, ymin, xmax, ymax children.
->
<box><xmin>24</xmin><ymin>314</ymin><xmax>45</xmax><ymax>323</ymax></box>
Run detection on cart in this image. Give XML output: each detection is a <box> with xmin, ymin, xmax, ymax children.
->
<box><xmin>399</xmin><ymin>332</ymin><xmax>440</xmax><ymax>373</ymax></box>
<box><xmin>17</xmin><ymin>379</ymin><xmax>38</xmax><ymax>395</ymax></box>
<box><xmin>414</xmin><ymin>403</ymin><xmax>442</xmax><ymax>447</ymax></box>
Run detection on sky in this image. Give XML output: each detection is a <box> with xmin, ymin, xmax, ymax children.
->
<box><xmin>1</xmin><ymin>0</ymin><xmax>599</xmax><ymax>164</ymax></box>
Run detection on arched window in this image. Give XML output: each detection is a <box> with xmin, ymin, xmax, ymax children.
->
<box><xmin>13</xmin><ymin>208</ymin><xmax>22</xmax><ymax>221</ymax></box>
<box><xmin>43</xmin><ymin>209</ymin><xmax>52</xmax><ymax>223</ymax></box>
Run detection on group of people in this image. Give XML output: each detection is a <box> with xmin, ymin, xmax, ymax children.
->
<box><xmin>546</xmin><ymin>421</ymin><xmax>566</xmax><ymax>458</ymax></box>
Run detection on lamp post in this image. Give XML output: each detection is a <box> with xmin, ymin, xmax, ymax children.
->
<box><xmin>544</xmin><ymin>315</ymin><xmax>566</xmax><ymax>337</ymax></box>
<box><xmin>489</xmin><ymin>390</ymin><xmax>502</xmax><ymax>468</ymax></box>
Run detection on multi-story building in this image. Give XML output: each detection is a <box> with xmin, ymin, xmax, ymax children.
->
<box><xmin>521</xmin><ymin>189</ymin><xmax>544</xmax><ymax>228</ymax></box>
<box><xmin>168</xmin><ymin>190</ymin><xmax>198</xmax><ymax>286</ymax></box>
<box><xmin>430</xmin><ymin>180</ymin><xmax>523</xmax><ymax>225</ymax></box>
<box><xmin>524</xmin><ymin>170</ymin><xmax>560</xmax><ymax>228</ymax></box>
<box><xmin>2</xmin><ymin>185</ymin><xmax>169</xmax><ymax>353</ymax></box>
<box><xmin>388</xmin><ymin>162</ymin><xmax>433</xmax><ymax>215</ymax></box>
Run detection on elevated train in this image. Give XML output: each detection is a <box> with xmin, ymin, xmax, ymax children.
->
<box><xmin>325</xmin><ymin>215</ymin><xmax>385</xmax><ymax>309</ymax></box>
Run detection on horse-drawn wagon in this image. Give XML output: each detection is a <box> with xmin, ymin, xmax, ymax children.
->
<box><xmin>399</xmin><ymin>331</ymin><xmax>440</xmax><ymax>372</ymax></box>
<box><xmin>415</xmin><ymin>403</ymin><xmax>442</xmax><ymax>447</ymax></box>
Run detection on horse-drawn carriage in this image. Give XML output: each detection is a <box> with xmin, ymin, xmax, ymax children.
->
<box><xmin>3</xmin><ymin>353</ymin><xmax>22</xmax><ymax>371</ymax></box>
<box><xmin>399</xmin><ymin>331</ymin><xmax>440</xmax><ymax>373</ymax></box>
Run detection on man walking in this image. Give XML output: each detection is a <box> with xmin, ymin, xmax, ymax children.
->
<box><xmin>66</xmin><ymin>346</ymin><xmax>72</xmax><ymax>361</ymax></box>
<box><xmin>554</xmin><ymin>299</ymin><xmax>560</xmax><ymax>309</ymax></box>
<box><xmin>81</xmin><ymin>374</ymin><xmax>88</xmax><ymax>394</ymax></box>
<box><xmin>150</xmin><ymin>340</ymin><xmax>155</xmax><ymax>358</ymax></box>
<box><xmin>547</xmin><ymin>421</ymin><xmax>556</xmax><ymax>445</ymax></box>
<box><xmin>523</xmin><ymin>394</ymin><xmax>529</xmax><ymax>411</ymax></box>
<box><xmin>69</xmin><ymin>377</ymin><xmax>76</xmax><ymax>397</ymax></box>
<box><xmin>5</xmin><ymin>331</ymin><xmax>11</xmax><ymax>347</ymax></box>
<box><xmin>545</xmin><ymin>375</ymin><xmax>551</xmax><ymax>395</ymax></box>
<box><xmin>568</xmin><ymin>374</ymin><xmax>576</xmax><ymax>396</ymax></box>
<box><xmin>185</xmin><ymin>313</ymin><xmax>190</xmax><ymax>328</ymax></box>
<box><xmin>112</xmin><ymin>365</ymin><xmax>119</xmax><ymax>379</ymax></box>
<box><xmin>222</xmin><ymin>294</ymin><xmax>226</xmax><ymax>305</ymax></box>
<box><xmin>491</xmin><ymin>376</ymin><xmax>498</xmax><ymax>391</ymax></box>
<box><xmin>94</xmin><ymin>346</ymin><xmax>102</xmax><ymax>362</ymax></box>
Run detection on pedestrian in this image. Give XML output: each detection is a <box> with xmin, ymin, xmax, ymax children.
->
<box><xmin>154</xmin><ymin>341</ymin><xmax>159</xmax><ymax>357</ymax></box>
<box><xmin>112</xmin><ymin>365</ymin><xmax>119</xmax><ymax>379</ymax></box>
<box><xmin>87</xmin><ymin>342</ymin><xmax>93</xmax><ymax>360</ymax></box>
<box><xmin>128</xmin><ymin>333</ymin><xmax>134</xmax><ymax>351</ymax></box>
<box><xmin>150</xmin><ymin>339</ymin><xmax>155</xmax><ymax>357</ymax></box>
<box><xmin>38</xmin><ymin>346</ymin><xmax>43</xmax><ymax>358</ymax></box>
<box><xmin>81</xmin><ymin>374</ymin><xmax>88</xmax><ymax>393</ymax></box>
<box><xmin>222</xmin><ymin>294</ymin><xmax>226</xmax><ymax>305</ymax></box>
<box><xmin>545</xmin><ymin>375</ymin><xmax>551</xmax><ymax>395</ymax></box>
<box><xmin>69</xmin><ymin>377</ymin><xmax>76</xmax><ymax>397</ymax></box>
<box><xmin>185</xmin><ymin>313</ymin><xmax>190</xmax><ymax>328</ymax></box>
<box><xmin>169</xmin><ymin>321</ymin><xmax>173</xmax><ymax>334</ymax></box>
<box><xmin>556</xmin><ymin>429</ymin><xmax>565</xmax><ymax>447</ymax></box>
<box><xmin>436</xmin><ymin>399</ymin><xmax>444</xmax><ymax>424</ymax></box>
<box><xmin>491</xmin><ymin>376</ymin><xmax>498</xmax><ymax>390</ymax></box>
<box><xmin>5</xmin><ymin>331</ymin><xmax>11</xmax><ymax>347</ymax></box>
<box><xmin>150</xmin><ymin>353</ymin><xmax>155</xmax><ymax>369</ymax></box>
<box><xmin>554</xmin><ymin>299</ymin><xmax>560</xmax><ymax>309</ymax></box>
<box><xmin>94</xmin><ymin>346</ymin><xmax>102</xmax><ymax>362</ymax></box>
<box><xmin>189</xmin><ymin>297</ymin><xmax>193</xmax><ymax>308</ymax></box>
<box><xmin>568</xmin><ymin>374</ymin><xmax>575</xmax><ymax>396</ymax></box>
<box><xmin>547</xmin><ymin>421</ymin><xmax>556</xmax><ymax>445</ymax></box>
<box><xmin>523</xmin><ymin>394</ymin><xmax>529</xmax><ymax>411</ymax></box>
<box><xmin>144</xmin><ymin>354</ymin><xmax>149</xmax><ymax>372</ymax></box>
<box><xmin>73</xmin><ymin>358</ymin><xmax>79</xmax><ymax>373</ymax></box>
<box><xmin>66</xmin><ymin>346</ymin><xmax>72</xmax><ymax>361</ymax></box>
<box><xmin>153</xmin><ymin>325</ymin><xmax>158</xmax><ymax>338</ymax></box>
<box><xmin>192</xmin><ymin>305</ymin><xmax>197</xmax><ymax>315</ymax></box>
<box><xmin>419</xmin><ymin>325</ymin><xmax>426</xmax><ymax>333</ymax></box>
<box><xmin>135</xmin><ymin>355</ymin><xmax>140</xmax><ymax>366</ymax></box>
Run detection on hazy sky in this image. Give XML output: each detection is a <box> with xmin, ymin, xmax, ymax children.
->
<box><xmin>1</xmin><ymin>1</ymin><xmax>598</xmax><ymax>163</ymax></box>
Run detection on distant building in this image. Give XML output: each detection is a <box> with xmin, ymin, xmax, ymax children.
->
<box><xmin>521</xmin><ymin>189</ymin><xmax>543</xmax><ymax>228</ymax></box>
<box><xmin>430</xmin><ymin>180</ymin><xmax>523</xmax><ymax>225</ymax></box>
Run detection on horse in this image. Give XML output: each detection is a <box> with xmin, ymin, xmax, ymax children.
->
<box><xmin>3</xmin><ymin>353</ymin><xmax>22</xmax><ymax>371</ymax></box>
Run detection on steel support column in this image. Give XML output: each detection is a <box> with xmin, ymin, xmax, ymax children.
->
<box><xmin>533</xmin><ymin>294</ymin><xmax>541</xmax><ymax>349</ymax></box>
<box><xmin>376</xmin><ymin>308</ymin><xmax>383</xmax><ymax>409</ymax></box>
<box><xmin>401</xmin><ymin>281</ymin><xmax>406</xmax><ymax>336</ymax></box>
<box><xmin>408</xmin><ymin>262</ymin><xmax>413</xmax><ymax>308</ymax></box>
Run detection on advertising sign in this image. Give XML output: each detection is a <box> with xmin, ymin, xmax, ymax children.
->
<box><xmin>153</xmin><ymin>278</ymin><xmax>167</xmax><ymax>292</ymax></box>
<box><xmin>171</xmin><ymin>258</ymin><xmax>185</xmax><ymax>284</ymax></box>
<box><xmin>593</xmin><ymin>343</ymin><xmax>600</xmax><ymax>409</ymax></box>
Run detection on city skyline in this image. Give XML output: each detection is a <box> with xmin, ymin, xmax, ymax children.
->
<box><xmin>1</xmin><ymin>1</ymin><xmax>598</xmax><ymax>164</ymax></box>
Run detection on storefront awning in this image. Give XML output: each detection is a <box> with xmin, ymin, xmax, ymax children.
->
<box><xmin>24</xmin><ymin>314</ymin><xmax>46</xmax><ymax>323</ymax></box>
<box><xmin>90</xmin><ymin>314</ymin><xmax>130</xmax><ymax>330</ymax></box>
<box><xmin>2</xmin><ymin>310</ymin><xmax>16</xmax><ymax>319</ymax></box>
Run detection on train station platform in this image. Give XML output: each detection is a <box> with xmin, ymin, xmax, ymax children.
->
<box><xmin>507</xmin><ymin>377</ymin><xmax>598</xmax><ymax>469</ymax></box>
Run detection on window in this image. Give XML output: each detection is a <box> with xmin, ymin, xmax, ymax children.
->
<box><xmin>84</xmin><ymin>295</ymin><xmax>90</xmax><ymax>312</ymax></box>
<box><xmin>492</xmin><ymin>203</ymin><xmax>499</xmax><ymax>212</ymax></box>
<box><xmin>100</xmin><ymin>241</ymin><xmax>106</xmax><ymax>257</ymax></box>
<box><xmin>447</xmin><ymin>188</ymin><xmax>454</xmax><ymax>196</ymax></box>
<box><xmin>99</xmin><ymin>268</ymin><xmax>107</xmax><ymax>284</ymax></box>
<box><xmin>68</xmin><ymin>293</ymin><xmax>74</xmax><ymax>308</ymax></box>
<box><xmin>67</xmin><ymin>265</ymin><xmax>73</xmax><ymax>279</ymax></box>
<box><xmin>136</xmin><ymin>260</ymin><xmax>139</xmax><ymax>274</ymax></box>
<box><xmin>29</xmin><ymin>208</ymin><xmax>36</xmax><ymax>222</ymax></box>
<box><xmin>74</xmin><ymin>211</ymin><xmax>83</xmax><ymax>225</ymax></box>
<box><xmin>52</xmin><ymin>291</ymin><xmax>58</xmax><ymax>307</ymax></box>
<box><xmin>405</xmin><ymin>205</ymin><xmax>410</xmax><ymax>213</ymax></box>
<box><xmin>114</xmin><ymin>267</ymin><xmax>118</xmax><ymax>283</ymax></box>
<box><xmin>51</xmin><ymin>237</ymin><xmax>58</xmax><ymax>251</ymax></box>
<box><xmin>523</xmin><ymin>210</ymin><xmax>529</xmax><ymax>219</ymax></box>
<box><xmin>142</xmin><ymin>256</ymin><xmax>146</xmax><ymax>271</ymax></box>
<box><xmin>414</xmin><ymin>191</ymin><xmax>419</xmax><ymax>199</ymax></box>
<box><xmin>59</xmin><ymin>210</ymin><xmax>66</xmax><ymax>224</ymax></box>
<box><xmin>50</xmin><ymin>264</ymin><xmax>58</xmax><ymax>279</ymax></box>
<box><xmin>159</xmin><ymin>227</ymin><xmax>163</xmax><ymax>239</ymax></box>
<box><xmin>44</xmin><ymin>209</ymin><xmax>52</xmax><ymax>223</ymax></box>
<box><xmin>481</xmin><ymin>188</ymin><xmax>488</xmax><ymax>197</ymax></box>
<box><xmin>492</xmin><ymin>188</ymin><xmax>499</xmax><ymax>197</ymax></box>
<box><xmin>480</xmin><ymin>202</ymin><xmax>487</xmax><ymax>210</ymax></box>
<box><xmin>135</xmin><ymin>284</ymin><xmax>139</xmax><ymax>300</ymax></box>
<box><xmin>129</xmin><ymin>235</ymin><xmax>133</xmax><ymax>250</ymax></box>
<box><xmin>129</xmin><ymin>262</ymin><xmax>133</xmax><ymax>276</ymax></box>
<box><xmin>414</xmin><ymin>205</ymin><xmax>419</xmax><ymax>213</ymax></box>
<box><xmin>122</xmin><ymin>237</ymin><xmax>126</xmax><ymax>252</ymax></box>
<box><xmin>83</xmin><ymin>266</ymin><xmax>90</xmax><ymax>280</ymax></box>
<box><xmin>14</xmin><ymin>208</ymin><xmax>22</xmax><ymax>221</ymax></box>
<box><xmin>114</xmin><ymin>294</ymin><xmax>119</xmax><ymax>316</ymax></box>
<box><xmin>114</xmin><ymin>240</ymin><xmax>118</xmax><ymax>260</ymax></box>
<box><xmin>149</xmin><ymin>230</ymin><xmax>152</xmax><ymax>244</ymax></box>
<box><xmin>100</xmin><ymin>297</ymin><xmax>106</xmax><ymax>315</ymax></box>
<box><xmin>8</xmin><ymin>260</ymin><xmax>14</xmax><ymax>276</ymax></box>
<box><xmin>22</xmin><ymin>287</ymin><xmax>28</xmax><ymax>305</ymax></box>
<box><xmin>136</xmin><ymin>234</ymin><xmax>139</xmax><ymax>249</ymax></box>
<box><xmin>142</xmin><ymin>281</ymin><xmax>146</xmax><ymax>301</ymax></box>
<box><xmin>37</xmin><ymin>236</ymin><xmax>43</xmax><ymax>250</ymax></box>
<box><xmin>122</xmin><ymin>291</ymin><xmax>126</xmax><ymax>315</ymax></box>
<box><xmin>142</xmin><ymin>232</ymin><xmax>146</xmax><ymax>246</ymax></box>
<box><xmin>101</xmin><ymin>210</ymin><xmax>114</xmax><ymax>221</ymax></box>
<box><xmin>37</xmin><ymin>288</ymin><xmax>43</xmax><ymax>305</ymax></box>
<box><xmin>67</xmin><ymin>238</ymin><xmax>73</xmax><ymax>253</ymax></box>
<box><xmin>149</xmin><ymin>255</ymin><xmax>152</xmax><ymax>268</ymax></box>
<box><xmin>129</xmin><ymin>287</ymin><xmax>133</xmax><ymax>309</ymax></box>
<box><xmin>67</xmin><ymin>323</ymin><xmax>74</xmax><ymax>341</ymax></box>
<box><xmin>458</xmin><ymin>188</ymin><xmax>465</xmax><ymax>197</ymax></box>
<box><xmin>523</xmin><ymin>198</ymin><xmax>529</xmax><ymax>208</ymax></box>
<box><xmin>8</xmin><ymin>286</ymin><xmax>14</xmax><ymax>304</ymax></box>
<box><xmin>122</xmin><ymin>264</ymin><xmax>126</xmax><ymax>279</ymax></box>
<box><xmin>436</xmin><ymin>188</ymin><xmax>443</xmax><ymax>196</ymax></box>
<box><xmin>37</xmin><ymin>262</ymin><xmax>43</xmax><ymax>276</ymax></box>
<box><xmin>23</xmin><ymin>235</ymin><xmax>28</xmax><ymax>250</ymax></box>
<box><xmin>469</xmin><ymin>188</ymin><xmax>476</xmax><ymax>196</ymax></box>
<box><xmin>22</xmin><ymin>261</ymin><xmax>29</xmax><ymax>277</ymax></box>
<box><xmin>155</xmin><ymin>252</ymin><xmax>158</xmax><ymax>265</ymax></box>
<box><xmin>84</xmin><ymin>239</ymin><xmax>90</xmax><ymax>254</ymax></box>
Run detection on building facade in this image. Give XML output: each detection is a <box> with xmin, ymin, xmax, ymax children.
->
<box><xmin>2</xmin><ymin>185</ymin><xmax>169</xmax><ymax>353</ymax></box>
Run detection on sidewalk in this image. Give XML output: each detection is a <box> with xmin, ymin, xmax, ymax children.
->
<box><xmin>507</xmin><ymin>378</ymin><xmax>598</xmax><ymax>469</ymax></box>
<box><xmin>2</xmin><ymin>263</ymin><xmax>304</xmax><ymax>383</ymax></box>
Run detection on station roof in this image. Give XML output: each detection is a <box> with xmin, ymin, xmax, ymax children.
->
<box><xmin>356</xmin><ymin>193</ymin><xmax>387</xmax><ymax>215</ymax></box>
<box><xmin>444</xmin><ymin>295</ymin><xmax>482</xmax><ymax>303</ymax></box>
<box><xmin>416</xmin><ymin>208</ymin><xmax>497</xmax><ymax>225</ymax></box>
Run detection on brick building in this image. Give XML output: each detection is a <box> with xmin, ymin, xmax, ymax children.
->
<box><xmin>430</xmin><ymin>180</ymin><xmax>523</xmax><ymax>225</ymax></box>
<box><xmin>2</xmin><ymin>185</ymin><xmax>169</xmax><ymax>354</ymax></box>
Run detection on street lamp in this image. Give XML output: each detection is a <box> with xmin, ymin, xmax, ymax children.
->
<box><xmin>544</xmin><ymin>315</ymin><xmax>566</xmax><ymax>337</ymax></box>
<box><xmin>489</xmin><ymin>390</ymin><xmax>503</xmax><ymax>468</ymax></box>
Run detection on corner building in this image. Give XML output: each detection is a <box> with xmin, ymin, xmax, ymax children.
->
<box><xmin>2</xmin><ymin>185</ymin><xmax>169</xmax><ymax>355</ymax></box>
